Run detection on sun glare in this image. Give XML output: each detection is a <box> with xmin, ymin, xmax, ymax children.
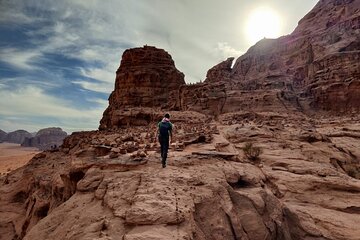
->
<box><xmin>245</xmin><ymin>7</ymin><xmax>282</xmax><ymax>45</ymax></box>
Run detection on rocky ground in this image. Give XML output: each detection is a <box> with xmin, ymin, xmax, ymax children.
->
<box><xmin>1</xmin><ymin>112</ymin><xmax>359</xmax><ymax>240</ymax></box>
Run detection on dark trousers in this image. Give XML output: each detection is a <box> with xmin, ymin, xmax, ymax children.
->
<box><xmin>159</xmin><ymin>136</ymin><xmax>169</xmax><ymax>164</ymax></box>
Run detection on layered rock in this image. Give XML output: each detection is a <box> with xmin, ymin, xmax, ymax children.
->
<box><xmin>100</xmin><ymin>46</ymin><xmax>185</xmax><ymax>129</ymax></box>
<box><xmin>4</xmin><ymin>130</ymin><xmax>32</xmax><ymax>144</ymax></box>
<box><xmin>21</xmin><ymin>128</ymin><xmax>67</xmax><ymax>150</ymax></box>
<box><xmin>179</xmin><ymin>82</ymin><xmax>228</xmax><ymax>117</ymax></box>
<box><xmin>307</xmin><ymin>51</ymin><xmax>360</xmax><ymax>112</ymax></box>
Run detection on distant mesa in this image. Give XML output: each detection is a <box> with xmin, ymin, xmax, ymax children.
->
<box><xmin>0</xmin><ymin>129</ymin><xmax>6</xmax><ymax>143</ymax></box>
<box><xmin>0</xmin><ymin>128</ymin><xmax>67</xmax><ymax>150</ymax></box>
<box><xmin>4</xmin><ymin>130</ymin><xmax>32</xmax><ymax>144</ymax></box>
<box><xmin>21</xmin><ymin>127</ymin><xmax>67</xmax><ymax>151</ymax></box>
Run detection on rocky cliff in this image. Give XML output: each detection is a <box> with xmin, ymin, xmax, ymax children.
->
<box><xmin>21</xmin><ymin>128</ymin><xmax>67</xmax><ymax>150</ymax></box>
<box><xmin>3</xmin><ymin>130</ymin><xmax>32</xmax><ymax>144</ymax></box>
<box><xmin>1</xmin><ymin>0</ymin><xmax>360</xmax><ymax>240</ymax></box>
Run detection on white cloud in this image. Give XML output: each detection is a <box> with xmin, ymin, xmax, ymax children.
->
<box><xmin>0</xmin><ymin>1</ymin><xmax>41</xmax><ymax>24</ymax></box>
<box><xmin>86</xmin><ymin>98</ymin><xmax>108</xmax><ymax>106</ymax></box>
<box><xmin>214</xmin><ymin>42</ymin><xmax>243</xmax><ymax>60</ymax></box>
<box><xmin>80</xmin><ymin>65</ymin><xmax>116</xmax><ymax>84</ymax></box>
<box><xmin>0</xmin><ymin>76</ymin><xmax>60</xmax><ymax>89</ymax></box>
<box><xmin>73</xmin><ymin>80</ymin><xmax>113</xmax><ymax>94</ymax></box>
<box><xmin>0</xmin><ymin>119</ymin><xmax>45</xmax><ymax>133</ymax></box>
<box><xmin>0</xmin><ymin>48</ymin><xmax>41</xmax><ymax>70</ymax></box>
<box><xmin>0</xmin><ymin>86</ymin><xmax>107</xmax><ymax>133</ymax></box>
<box><xmin>76</xmin><ymin>61</ymin><xmax>117</xmax><ymax>93</ymax></box>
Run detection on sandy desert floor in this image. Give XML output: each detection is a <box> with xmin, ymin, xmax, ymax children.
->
<box><xmin>0</xmin><ymin>143</ymin><xmax>40</xmax><ymax>175</ymax></box>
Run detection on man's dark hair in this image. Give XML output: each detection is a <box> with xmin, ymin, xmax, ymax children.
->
<box><xmin>164</xmin><ymin>113</ymin><xmax>170</xmax><ymax>119</ymax></box>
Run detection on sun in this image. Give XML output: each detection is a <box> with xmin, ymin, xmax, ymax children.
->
<box><xmin>245</xmin><ymin>7</ymin><xmax>282</xmax><ymax>45</ymax></box>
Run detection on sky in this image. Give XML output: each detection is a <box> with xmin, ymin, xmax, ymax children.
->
<box><xmin>0</xmin><ymin>0</ymin><xmax>318</xmax><ymax>133</ymax></box>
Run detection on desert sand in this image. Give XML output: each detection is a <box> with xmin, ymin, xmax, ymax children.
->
<box><xmin>0</xmin><ymin>143</ymin><xmax>40</xmax><ymax>174</ymax></box>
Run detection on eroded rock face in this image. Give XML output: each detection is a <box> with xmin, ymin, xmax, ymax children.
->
<box><xmin>4</xmin><ymin>130</ymin><xmax>32</xmax><ymax>144</ymax></box>
<box><xmin>21</xmin><ymin>128</ymin><xmax>67</xmax><ymax>151</ymax></box>
<box><xmin>100</xmin><ymin>46</ymin><xmax>185</xmax><ymax>130</ymax></box>
<box><xmin>308</xmin><ymin>52</ymin><xmax>360</xmax><ymax>112</ymax></box>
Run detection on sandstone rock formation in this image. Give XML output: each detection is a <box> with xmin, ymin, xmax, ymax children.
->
<box><xmin>4</xmin><ymin>130</ymin><xmax>32</xmax><ymax>144</ymax></box>
<box><xmin>0</xmin><ymin>129</ymin><xmax>6</xmax><ymax>142</ymax></box>
<box><xmin>100</xmin><ymin>46</ymin><xmax>186</xmax><ymax>129</ymax></box>
<box><xmin>21</xmin><ymin>128</ymin><xmax>67</xmax><ymax>151</ymax></box>
<box><xmin>1</xmin><ymin>0</ymin><xmax>360</xmax><ymax>239</ymax></box>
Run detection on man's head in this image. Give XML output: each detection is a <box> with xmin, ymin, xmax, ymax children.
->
<box><xmin>164</xmin><ymin>113</ymin><xmax>170</xmax><ymax>119</ymax></box>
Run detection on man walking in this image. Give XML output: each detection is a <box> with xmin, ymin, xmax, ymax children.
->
<box><xmin>156</xmin><ymin>113</ymin><xmax>173</xmax><ymax>168</ymax></box>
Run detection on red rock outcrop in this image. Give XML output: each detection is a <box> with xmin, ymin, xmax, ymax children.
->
<box><xmin>100</xmin><ymin>46</ymin><xmax>185</xmax><ymax>129</ymax></box>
